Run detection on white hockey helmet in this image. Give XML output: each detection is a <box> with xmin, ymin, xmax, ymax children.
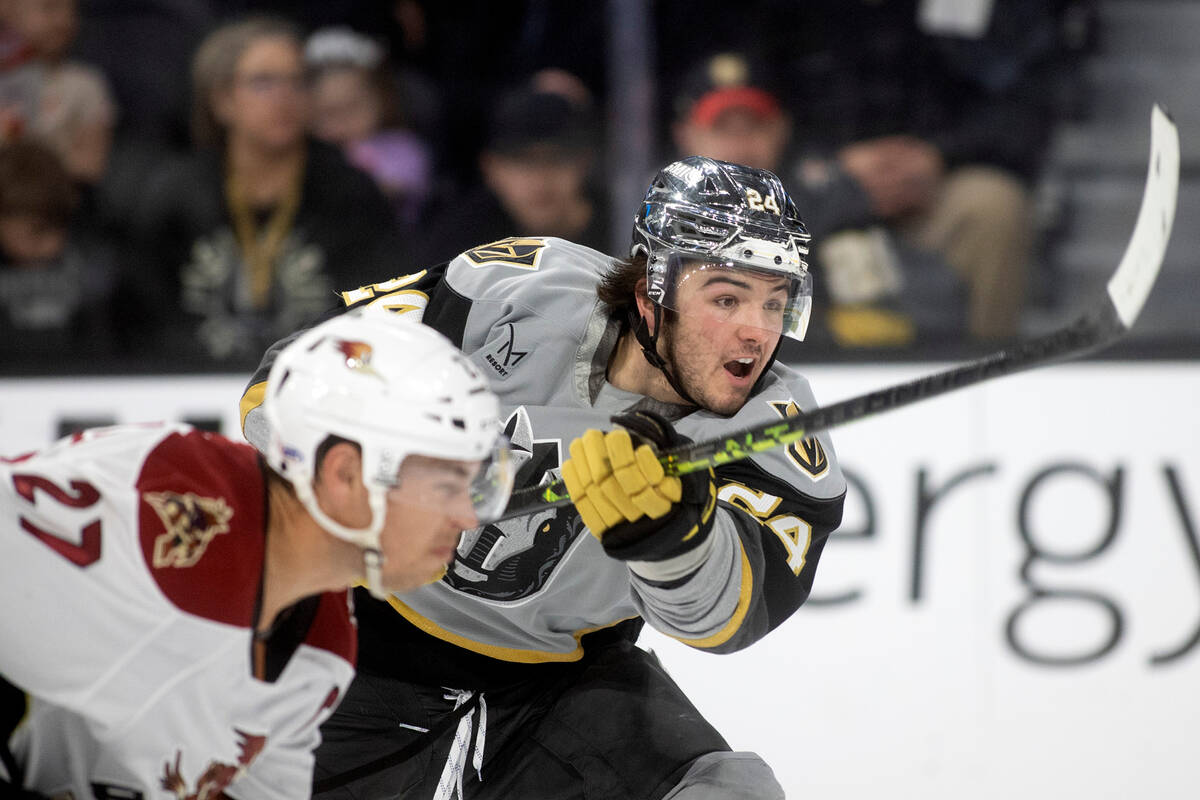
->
<box><xmin>262</xmin><ymin>307</ymin><xmax>512</xmax><ymax>595</ymax></box>
<box><xmin>632</xmin><ymin>156</ymin><xmax>813</xmax><ymax>340</ymax></box>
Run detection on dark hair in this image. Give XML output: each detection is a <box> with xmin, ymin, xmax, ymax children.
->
<box><xmin>264</xmin><ymin>434</ymin><xmax>359</xmax><ymax>494</ymax></box>
<box><xmin>0</xmin><ymin>139</ymin><xmax>77</xmax><ymax>225</ymax></box>
<box><xmin>597</xmin><ymin>251</ymin><xmax>646</xmax><ymax>313</ymax></box>
<box><xmin>314</xmin><ymin>434</ymin><xmax>358</xmax><ymax>467</ymax></box>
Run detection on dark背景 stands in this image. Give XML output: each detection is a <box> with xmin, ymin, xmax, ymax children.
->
<box><xmin>0</xmin><ymin>0</ymin><xmax>117</xmax><ymax>187</ymax></box>
<box><xmin>118</xmin><ymin>15</ymin><xmax>403</xmax><ymax>368</ymax></box>
<box><xmin>413</xmin><ymin>73</ymin><xmax>610</xmax><ymax>265</ymax></box>
<box><xmin>304</xmin><ymin>25</ymin><xmax>433</xmax><ymax>230</ymax></box>
<box><xmin>663</xmin><ymin>0</ymin><xmax>1070</xmax><ymax>348</ymax></box>
<box><xmin>0</xmin><ymin>138</ymin><xmax>116</xmax><ymax>363</ymax></box>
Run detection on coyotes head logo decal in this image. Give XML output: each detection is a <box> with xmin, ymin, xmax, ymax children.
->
<box><xmin>161</xmin><ymin>728</ymin><xmax>266</xmax><ymax>799</ymax></box>
<box><xmin>144</xmin><ymin>491</ymin><xmax>234</xmax><ymax>568</ymax></box>
<box><xmin>334</xmin><ymin>338</ymin><xmax>375</xmax><ymax>372</ymax></box>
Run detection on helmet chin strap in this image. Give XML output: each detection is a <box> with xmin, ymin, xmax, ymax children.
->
<box><xmin>629</xmin><ymin>307</ymin><xmax>700</xmax><ymax>408</ymax></box>
<box><xmin>630</xmin><ymin>308</ymin><xmax>784</xmax><ymax>408</ymax></box>
<box><xmin>751</xmin><ymin>338</ymin><xmax>785</xmax><ymax>395</ymax></box>
<box><xmin>361</xmin><ymin>550</ymin><xmax>387</xmax><ymax>600</ymax></box>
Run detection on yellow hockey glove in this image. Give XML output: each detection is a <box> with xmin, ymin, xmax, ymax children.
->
<box><xmin>561</xmin><ymin>410</ymin><xmax>716</xmax><ymax>563</ymax></box>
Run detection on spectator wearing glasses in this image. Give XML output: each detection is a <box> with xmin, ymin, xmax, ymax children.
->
<box><xmin>119</xmin><ymin>15</ymin><xmax>401</xmax><ymax>367</ymax></box>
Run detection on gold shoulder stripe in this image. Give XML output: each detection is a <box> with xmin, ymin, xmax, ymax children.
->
<box><xmin>240</xmin><ymin>381</ymin><xmax>267</xmax><ymax>433</ymax></box>
<box><xmin>670</xmin><ymin>538</ymin><xmax>753</xmax><ymax>649</ymax></box>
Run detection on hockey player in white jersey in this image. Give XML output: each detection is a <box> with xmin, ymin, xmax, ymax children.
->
<box><xmin>0</xmin><ymin>309</ymin><xmax>512</xmax><ymax>799</ymax></box>
<box><xmin>240</xmin><ymin>157</ymin><xmax>847</xmax><ymax>798</ymax></box>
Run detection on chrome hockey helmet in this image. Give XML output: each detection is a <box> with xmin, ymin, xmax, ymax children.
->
<box><xmin>632</xmin><ymin>156</ymin><xmax>813</xmax><ymax>340</ymax></box>
<box><xmin>262</xmin><ymin>307</ymin><xmax>512</xmax><ymax>596</ymax></box>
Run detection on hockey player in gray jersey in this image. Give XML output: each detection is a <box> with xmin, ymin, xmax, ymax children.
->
<box><xmin>240</xmin><ymin>156</ymin><xmax>847</xmax><ymax>799</ymax></box>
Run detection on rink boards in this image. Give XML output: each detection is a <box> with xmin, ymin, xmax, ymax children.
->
<box><xmin>1</xmin><ymin>362</ymin><xmax>1197</xmax><ymax>798</ymax></box>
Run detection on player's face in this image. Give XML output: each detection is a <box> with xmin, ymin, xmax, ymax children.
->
<box><xmin>661</xmin><ymin>265</ymin><xmax>786</xmax><ymax>415</ymax></box>
<box><xmin>377</xmin><ymin>455</ymin><xmax>483</xmax><ymax>592</ymax></box>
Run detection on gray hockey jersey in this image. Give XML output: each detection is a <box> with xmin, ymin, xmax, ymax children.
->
<box><xmin>242</xmin><ymin>237</ymin><xmax>845</xmax><ymax>687</ymax></box>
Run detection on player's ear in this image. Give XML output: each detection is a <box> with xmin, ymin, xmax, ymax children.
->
<box><xmin>634</xmin><ymin>277</ymin><xmax>657</xmax><ymax>336</ymax></box>
<box><xmin>312</xmin><ymin>441</ymin><xmax>370</xmax><ymax>527</ymax></box>
<box><xmin>316</xmin><ymin>442</ymin><xmax>364</xmax><ymax>498</ymax></box>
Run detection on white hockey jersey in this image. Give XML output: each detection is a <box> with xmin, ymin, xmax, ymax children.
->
<box><xmin>0</xmin><ymin>423</ymin><xmax>355</xmax><ymax>800</ymax></box>
<box><xmin>243</xmin><ymin>237</ymin><xmax>845</xmax><ymax>689</ymax></box>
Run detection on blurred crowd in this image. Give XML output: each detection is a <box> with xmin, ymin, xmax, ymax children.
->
<box><xmin>0</xmin><ymin>0</ymin><xmax>1097</xmax><ymax>372</ymax></box>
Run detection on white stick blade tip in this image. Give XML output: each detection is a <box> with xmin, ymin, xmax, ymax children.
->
<box><xmin>1106</xmin><ymin>104</ymin><xmax>1180</xmax><ymax>329</ymax></box>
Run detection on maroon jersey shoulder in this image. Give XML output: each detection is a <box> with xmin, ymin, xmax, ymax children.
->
<box><xmin>136</xmin><ymin>429</ymin><xmax>266</xmax><ymax>626</ymax></box>
<box><xmin>307</xmin><ymin>590</ymin><xmax>357</xmax><ymax>666</ymax></box>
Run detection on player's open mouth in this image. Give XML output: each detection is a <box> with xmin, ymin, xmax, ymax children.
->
<box><xmin>724</xmin><ymin>357</ymin><xmax>755</xmax><ymax>379</ymax></box>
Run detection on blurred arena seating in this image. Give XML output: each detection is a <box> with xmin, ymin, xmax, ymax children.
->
<box><xmin>1032</xmin><ymin>0</ymin><xmax>1200</xmax><ymax>351</ymax></box>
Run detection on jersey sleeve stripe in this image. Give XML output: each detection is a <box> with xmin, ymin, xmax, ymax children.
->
<box><xmin>667</xmin><ymin>538</ymin><xmax>754</xmax><ymax>649</ymax></box>
<box><xmin>240</xmin><ymin>380</ymin><xmax>268</xmax><ymax>433</ymax></box>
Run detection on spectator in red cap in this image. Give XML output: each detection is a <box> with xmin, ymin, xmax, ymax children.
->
<box><xmin>670</xmin><ymin>24</ymin><xmax>1058</xmax><ymax>348</ymax></box>
<box><xmin>672</xmin><ymin>52</ymin><xmax>790</xmax><ymax>174</ymax></box>
<box><xmin>672</xmin><ymin>51</ymin><xmax>962</xmax><ymax>348</ymax></box>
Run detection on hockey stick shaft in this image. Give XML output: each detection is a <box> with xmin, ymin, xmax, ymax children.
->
<box><xmin>493</xmin><ymin>105</ymin><xmax>1179</xmax><ymax>523</ymax></box>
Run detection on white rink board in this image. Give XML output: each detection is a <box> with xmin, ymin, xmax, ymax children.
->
<box><xmin>642</xmin><ymin>362</ymin><xmax>1200</xmax><ymax>800</ymax></box>
<box><xmin>1</xmin><ymin>363</ymin><xmax>1199</xmax><ymax>798</ymax></box>
<box><xmin>0</xmin><ymin>374</ymin><xmax>252</xmax><ymax>454</ymax></box>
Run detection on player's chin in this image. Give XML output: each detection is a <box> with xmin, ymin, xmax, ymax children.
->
<box><xmin>383</xmin><ymin>562</ymin><xmax>449</xmax><ymax>593</ymax></box>
<box><xmin>701</xmin><ymin>385</ymin><xmax>753</xmax><ymax>417</ymax></box>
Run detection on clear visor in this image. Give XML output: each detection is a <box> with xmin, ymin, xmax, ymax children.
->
<box><xmin>655</xmin><ymin>256</ymin><xmax>813</xmax><ymax>341</ymax></box>
<box><xmin>383</xmin><ymin>441</ymin><xmax>515</xmax><ymax>524</ymax></box>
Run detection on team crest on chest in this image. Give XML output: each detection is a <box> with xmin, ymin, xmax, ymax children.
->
<box><xmin>144</xmin><ymin>491</ymin><xmax>234</xmax><ymax>568</ymax></box>
<box><xmin>767</xmin><ymin>400</ymin><xmax>829</xmax><ymax>479</ymax></box>
<box><xmin>464</xmin><ymin>237</ymin><xmax>547</xmax><ymax>270</ymax></box>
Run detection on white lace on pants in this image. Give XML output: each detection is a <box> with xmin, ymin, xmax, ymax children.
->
<box><xmin>433</xmin><ymin>689</ymin><xmax>487</xmax><ymax>800</ymax></box>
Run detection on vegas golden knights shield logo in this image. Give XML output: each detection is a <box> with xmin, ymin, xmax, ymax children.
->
<box><xmin>464</xmin><ymin>237</ymin><xmax>547</xmax><ymax>270</ymax></box>
<box><xmin>767</xmin><ymin>400</ymin><xmax>829</xmax><ymax>479</ymax></box>
<box><xmin>144</xmin><ymin>491</ymin><xmax>234</xmax><ymax>568</ymax></box>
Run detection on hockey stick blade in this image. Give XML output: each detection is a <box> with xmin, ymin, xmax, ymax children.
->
<box><xmin>492</xmin><ymin>104</ymin><xmax>1179</xmax><ymax>524</ymax></box>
